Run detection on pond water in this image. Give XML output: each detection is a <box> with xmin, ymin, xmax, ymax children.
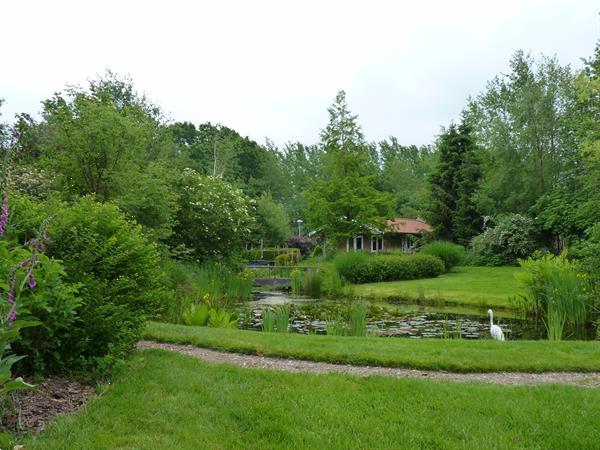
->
<box><xmin>238</xmin><ymin>291</ymin><xmax>591</xmax><ymax>340</ymax></box>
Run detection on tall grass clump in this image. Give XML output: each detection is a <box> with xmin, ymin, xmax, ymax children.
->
<box><xmin>274</xmin><ymin>305</ymin><xmax>290</xmax><ymax>333</ymax></box>
<box><xmin>261</xmin><ymin>309</ymin><xmax>275</xmax><ymax>332</ymax></box>
<box><xmin>348</xmin><ymin>301</ymin><xmax>368</xmax><ymax>336</ymax></box>
<box><xmin>291</xmin><ymin>269</ymin><xmax>323</xmax><ymax>297</ymax></box>
<box><xmin>325</xmin><ymin>300</ymin><xmax>368</xmax><ymax>337</ymax></box>
<box><xmin>419</xmin><ymin>241</ymin><xmax>466</xmax><ymax>271</ymax></box>
<box><xmin>163</xmin><ymin>260</ymin><xmax>253</xmax><ymax>322</ymax></box>
<box><xmin>515</xmin><ymin>253</ymin><xmax>590</xmax><ymax>340</ymax></box>
<box><xmin>260</xmin><ymin>305</ymin><xmax>290</xmax><ymax>332</ymax></box>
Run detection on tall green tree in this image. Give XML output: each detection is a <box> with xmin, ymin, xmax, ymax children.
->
<box><xmin>253</xmin><ymin>193</ymin><xmax>292</xmax><ymax>246</ymax></box>
<box><xmin>466</xmin><ymin>51</ymin><xmax>577</xmax><ymax>214</ymax></box>
<box><xmin>379</xmin><ymin>138</ymin><xmax>436</xmax><ymax>217</ymax></box>
<box><xmin>428</xmin><ymin>121</ymin><xmax>481</xmax><ymax>243</ymax></box>
<box><xmin>306</xmin><ymin>91</ymin><xmax>392</xmax><ymax>244</ymax></box>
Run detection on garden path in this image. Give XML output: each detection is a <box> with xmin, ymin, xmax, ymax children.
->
<box><xmin>138</xmin><ymin>341</ymin><xmax>600</xmax><ymax>388</ymax></box>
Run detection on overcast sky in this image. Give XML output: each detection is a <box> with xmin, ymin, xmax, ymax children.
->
<box><xmin>1</xmin><ymin>1</ymin><xmax>598</xmax><ymax>147</ymax></box>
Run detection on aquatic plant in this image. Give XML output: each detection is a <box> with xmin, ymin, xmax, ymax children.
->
<box><xmin>291</xmin><ymin>269</ymin><xmax>323</xmax><ymax>298</ymax></box>
<box><xmin>326</xmin><ymin>315</ymin><xmax>346</xmax><ymax>336</ymax></box>
<box><xmin>516</xmin><ymin>253</ymin><xmax>590</xmax><ymax>340</ymax></box>
<box><xmin>348</xmin><ymin>301</ymin><xmax>368</xmax><ymax>337</ymax></box>
<box><xmin>181</xmin><ymin>304</ymin><xmax>237</xmax><ymax>328</ymax></box>
<box><xmin>261</xmin><ymin>308</ymin><xmax>275</xmax><ymax>332</ymax></box>
<box><xmin>273</xmin><ymin>305</ymin><xmax>290</xmax><ymax>333</ymax></box>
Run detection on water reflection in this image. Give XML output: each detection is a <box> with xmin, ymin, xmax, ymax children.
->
<box><xmin>238</xmin><ymin>291</ymin><xmax>550</xmax><ymax>340</ymax></box>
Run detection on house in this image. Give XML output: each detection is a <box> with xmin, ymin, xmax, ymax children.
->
<box><xmin>342</xmin><ymin>218</ymin><xmax>433</xmax><ymax>253</ymax></box>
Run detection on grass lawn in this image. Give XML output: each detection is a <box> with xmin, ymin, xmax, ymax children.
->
<box><xmin>145</xmin><ymin>322</ymin><xmax>600</xmax><ymax>373</ymax></box>
<box><xmin>25</xmin><ymin>350</ymin><xmax>600</xmax><ymax>450</ymax></box>
<box><xmin>352</xmin><ymin>266</ymin><xmax>522</xmax><ymax>308</ymax></box>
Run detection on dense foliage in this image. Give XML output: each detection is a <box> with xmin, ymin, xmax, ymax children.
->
<box><xmin>470</xmin><ymin>214</ymin><xmax>537</xmax><ymax>266</ymax></box>
<box><xmin>515</xmin><ymin>253</ymin><xmax>590</xmax><ymax>340</ymax></box>
<box><xmin>419</xmin><ymin>241</ymin><xmax>466</xmax><ymax>271</ymax></box>
<box><xmin>173</xmin><ymin>169</ymin><xmax>253</xmax><ymax>260</ymax></box>
<box><xmin>334</xmin><ymin>252</ymin><xmax>444</xmax><ymax>284</ymax></box>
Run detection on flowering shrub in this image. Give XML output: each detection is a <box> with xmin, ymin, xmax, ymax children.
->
<box><xmin>173</xmin><ymin>169</ymin><xmax>253</xmax><ymax>260</ymax></box>
<box><xmin>469</xmin><ymin>214</ymin><xmax>537</xmax><ymax>266</ymax></box>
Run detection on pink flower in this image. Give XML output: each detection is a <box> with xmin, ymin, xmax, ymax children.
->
<box><xmin>0</xmin><ymin>191</ymin><xmax>8</xmax><ymax>236</ymax></box>
<box><xmin>28</xmin><ymin>275</ymin><xmax>37</xmax><ymax>289</ymax></box>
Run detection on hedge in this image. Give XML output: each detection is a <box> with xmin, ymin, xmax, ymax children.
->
<box><xmin>335</xmin><ymin>253</ymin><xmax>445</xmax><ymax>284</ymax></box>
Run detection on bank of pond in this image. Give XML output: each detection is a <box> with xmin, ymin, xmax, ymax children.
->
<box><xmin>225</xmin><ymin>291</ymin><xmax>595</xmax><ymax>341</ymax></box>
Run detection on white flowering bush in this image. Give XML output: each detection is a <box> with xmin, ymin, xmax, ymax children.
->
<box><xmin>175</xmin><ymin>169</ymin><xmax>253</xmax><ymax>259</ymax></box>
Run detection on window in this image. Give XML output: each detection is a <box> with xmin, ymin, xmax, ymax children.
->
<box><xmin>353</xmin><ymin>235</ymin><xmax>363</xmax><ymax>250</ymax></box>
<box><xmin>371</xmin><ymin>236</ymin><xmax>383</xmax><ymax>252</ymax></box>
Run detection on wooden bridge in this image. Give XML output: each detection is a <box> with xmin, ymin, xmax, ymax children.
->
<box><xmin>246</xmin><ymin>262</ymin><xmax>320</xmax><ymax>288</ymax></box>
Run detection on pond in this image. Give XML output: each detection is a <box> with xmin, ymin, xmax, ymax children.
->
<box><xmin>238</xmin><ymin>291</ymin><xmax>595</xmax><ymax>340</ymax></box>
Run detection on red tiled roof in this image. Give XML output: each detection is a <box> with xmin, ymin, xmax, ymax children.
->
<box><xmin>385</xmin><ymin>218</ymin><xmax>433</xmax><ymax>234</ymax></box>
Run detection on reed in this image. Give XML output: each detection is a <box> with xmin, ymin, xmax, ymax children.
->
<box><xmin>348</xmin><ymin>301</ymin><xmax>368</xmax><ymax>337</ymax></box>
<box><xmin>261</xmin><ymin>309</ymin><xmax>275</xmax><ymax>332</ymax></box>
<box><xmin>274</xmin><ymin>305</ymin><xmax>290</xmax><ymax>333</ymax></box>
<box><xmin>516</xmin><ymin>253</ymin><xmax>589</xmax><ymax>340</ymax></box>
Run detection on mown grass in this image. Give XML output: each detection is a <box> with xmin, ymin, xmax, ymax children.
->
<box><xmin>25</xmin><ymin>350</ymin><xmax>600</xmax><ymax>449</ymax></box>
<box><xmin>353</xmin><ymin>266</ymin><xmax>522</xmax><ymax>308</ymax></box>
<box><xmin>145</xmin><ymin>322</ymin><xmax>600</xmax><ymax>373</ymax></box>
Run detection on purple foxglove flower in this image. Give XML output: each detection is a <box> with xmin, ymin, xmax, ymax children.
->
<box><xmin>8</xmin><ymin>288</ymin><xmax>14</xmax><ymax>306</ymax></box>
<box><xmin>7</xmin><ymin>307</ymin><xmax>16</xmax><ymax>324</ymax></box>
<box><xmin>28</xmin><ymin>275</ymin><xmax>37</xmax><ymax>289</ymax></box>
<box><xmin>19</xmin><ymin>259</ymin><xmax>31</xmax><ymax>268</ymax></box>
<box><xmin>0</xmin><ymin>191</ymin><xmax>7</xmax><ymax>237</ymax></box>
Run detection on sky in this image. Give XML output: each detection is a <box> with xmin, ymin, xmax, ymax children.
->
<box><xmin>0</xmin><ymin>0</ymin><xmax>598</xmax><ymax>148</ymax></box>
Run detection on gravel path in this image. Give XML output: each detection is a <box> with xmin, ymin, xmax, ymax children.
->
<box><xmin>138</xmin><ymin>341</ymin><xmax>600</xmax><ymax>388</ymax></box>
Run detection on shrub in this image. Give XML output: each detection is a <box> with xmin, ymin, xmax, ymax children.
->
<box><xmin>275</xmin><ymin>253</ymin><xmax>291</xmax><ymax>266</ymax></box>
<box><xmin>334</xmin><ymin>252</ymin><xmax>444</xmax><ymax>284</ymax></box>
<box><xmin>470</xmin><ymin>214</ymin><xmax>537</xmax><ymax>266</ymax></box>
<box><xmin>419</xmin><ymin>241</ymin><xmax>465</xmax><ymax>271</ymax></box>
<box><xmin>286</xmin><ymin>235</ymin><xmax>314</xmax><ymax>257</ymax></box>
<box><xmin>41</xmin><ymin>197</ymin><xmax>166</xmax><ymax>376</ymax></box>
<box><xmin>174</xmin><ymin>169</ymin><xmax>253</xmax><ymax>260</ymax></box>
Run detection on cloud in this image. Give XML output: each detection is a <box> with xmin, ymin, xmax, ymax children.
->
<box><xmin>1</xmin><ymin>0</ymin><xmax>598</xmax><ymax>147</ymax></box>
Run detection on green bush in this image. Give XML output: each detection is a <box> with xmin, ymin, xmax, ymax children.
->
<box><xmin>274</xmin><ymin>253</ymin><xmax>291</xmax><ymax>266</ymax></box>
<box><xmin>419</xmin><ymin>241</ymin><xmax>465</xmax><ymax>271</ymax></box>
<box><xmin>470</xmin><ymin>214</ymin><xmax>537</xmax><ymax>266</ymax></box>
<box><xmin>42</xmin><ymin>197</ymin><xmax>166</xmax><ymax>376</ymax></box>
<box><xmin>334</xmin><ymin>252</ymin><xmax>444</xmax><ymax>284</ymax></box>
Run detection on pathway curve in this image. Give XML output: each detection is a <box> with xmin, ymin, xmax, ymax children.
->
<box><xmin>138</xmin><ymin>341</ymin><xmax>600</xmax><ymax>388</ymax></box>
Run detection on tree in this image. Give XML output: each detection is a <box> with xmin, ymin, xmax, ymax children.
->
<box><xmin>427</xmin><ymin>121</ymin><xmax>481</xmax><ymax>243</ymax></box>
<box><xmin>379</xmin><ymin>138</ymin><xmax>435</xmax><ymax>217</ymax></box>
<box><xmin>253</xmin><ymin>193</ymin><xmax>291</xmax><ymax>246</ymax></box>
<box><xmin>173</xmin><ymin>169</ymin><xmax>253</xmax><ymax>260</ymax></box>
<box><xmin>306</xmin><ymin>91</ymin><xmax>392</xmax><ymax>244</ymax></box>
<box><xmin>466</xmin><ymin>51</ymin><xmax>577</xmax><ymax>214</ymax></box>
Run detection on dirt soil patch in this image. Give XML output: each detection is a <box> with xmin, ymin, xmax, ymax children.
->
<box><xmin>138</xmin><ymin>340</ymin><xmax>600</xmax><ymax>388</ymax></box>
<box><xmin>2</xmin><ymin>377</ymin><xmax>94</xmax><ymax>433</ymax></box>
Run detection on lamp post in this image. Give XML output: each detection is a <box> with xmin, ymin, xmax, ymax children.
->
<box><xmin>296</xmin><ymin>219</ymin><xmax>303</xmax><ymax>236</ymax></box>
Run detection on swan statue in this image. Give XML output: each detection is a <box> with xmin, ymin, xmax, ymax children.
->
<box><xmin>487</xmin><ymin>309</ymin><xmax>505</xmax><ymax>341</ymax></box>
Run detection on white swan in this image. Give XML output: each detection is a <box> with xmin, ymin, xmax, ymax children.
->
<box><xmin>487</xmin><ymin>309</ymin><xmax>505</xmax><ymax>341</ymax></box>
